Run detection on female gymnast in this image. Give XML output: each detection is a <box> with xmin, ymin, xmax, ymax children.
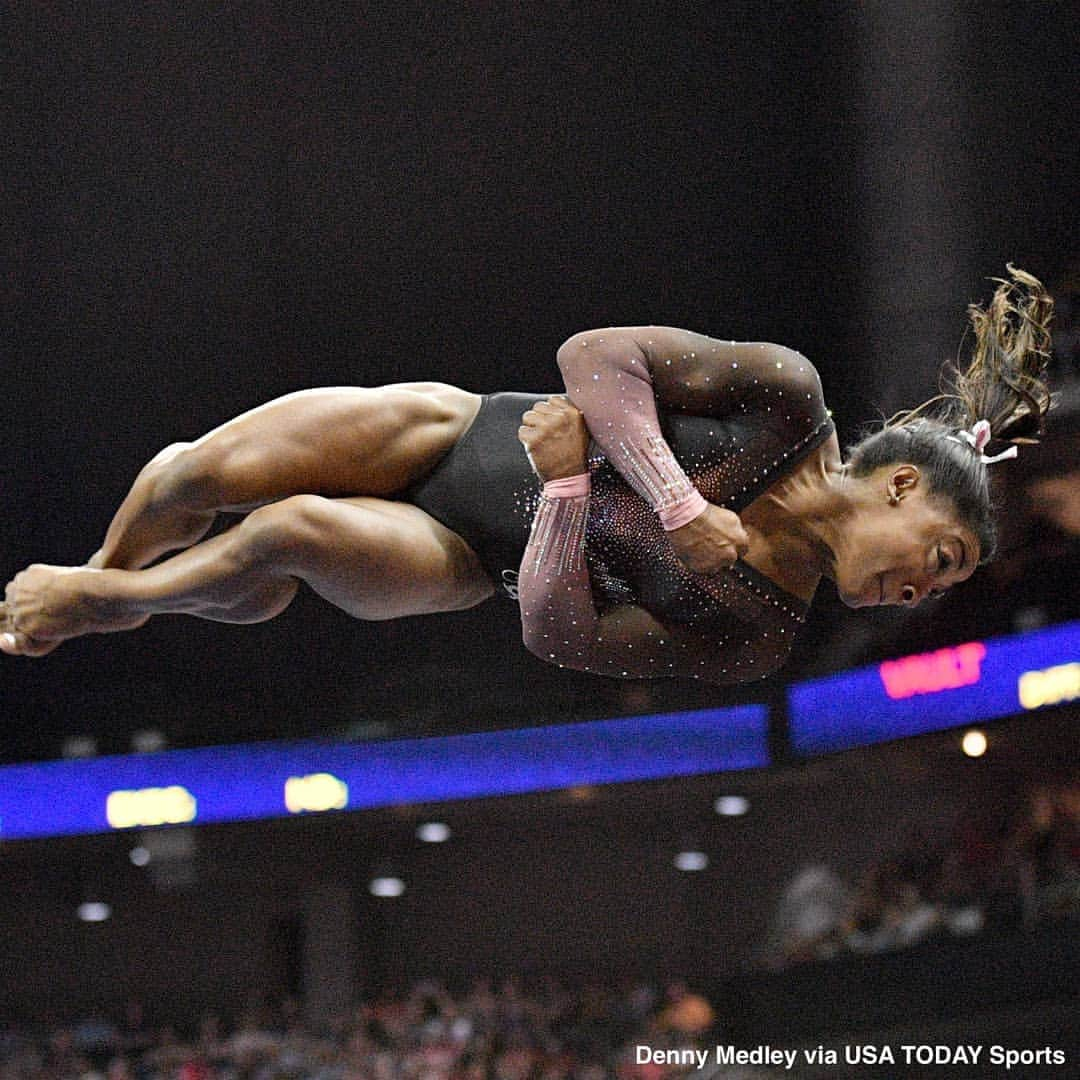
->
<box><xmin>0</xmin><ymin>267</ymin><xmax>1053</xmax><ymax>683</ymax></box>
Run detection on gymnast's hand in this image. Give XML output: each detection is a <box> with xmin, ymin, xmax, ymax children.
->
<box><xmin>518</xmin><ymin>396</ymin><xmax>590</xmax><ymax>482</ymax></box>
<box><xmin>667</xmin><ymin>504</ymin><xmax>750</xmax><ymax>575</ymax></box>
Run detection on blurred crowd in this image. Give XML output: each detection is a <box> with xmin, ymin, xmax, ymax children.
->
<box><xmin>763</xmin><ymin>779</ymin><xmax>1080</xmax><ymax>968</ymax></box>
<box><xmin>0</xmin><ymin>979</ymin><xmax>719</xmax><ymax>1080</ymax></box>
<box><xmin>1</xmin><ymin>779</ymin><xmax>1075</xmax><ymax>1079</ymax></box>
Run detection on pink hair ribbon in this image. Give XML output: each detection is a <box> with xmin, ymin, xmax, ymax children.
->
<box><xmin>948</xmin><ymin>419</ymin><xmax>1018</xmax><ymax>464</ymax></box>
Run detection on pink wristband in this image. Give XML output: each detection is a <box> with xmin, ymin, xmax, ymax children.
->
<box><xmin>542</xmin><ymin>473</ymin><xmax>591</xmax><ymax>499</ymax></box>
<box><xmin>658</xmin><ymin>490</ymin><xmax>708</xmax><ymax>531</ymax></box>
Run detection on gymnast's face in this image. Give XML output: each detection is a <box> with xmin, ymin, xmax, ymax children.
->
<box><xmin>833</xmin><ymin>464</ymin><xmax>979</xmax><ymax>608</ymax></box>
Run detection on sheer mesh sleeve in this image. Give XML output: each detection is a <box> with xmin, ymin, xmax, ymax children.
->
<box><xmin>517</xmin><ymin>480</ymin><xmax>794</xmax><ymax>684</ymax></box>
<box><xmin>557</xmin><ymin>327</ymin><xmax>826</xmax><ymax>528</ymax></box>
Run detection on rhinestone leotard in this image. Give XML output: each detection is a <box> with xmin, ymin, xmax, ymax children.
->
<box><xmin>408</xmin><ymin>329</ymin><xmax>834</xmax><ymax>684</ymax></box>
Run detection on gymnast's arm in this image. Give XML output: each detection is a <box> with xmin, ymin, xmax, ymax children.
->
<box><xmin>516</xmin><ymin>479</ymin><xmax>781</xmax><ymax>684</ymax></box>
<box><xmin>556</xmin><ymin>326</ymin><xmax>824</xmax><ymax>573</ymax></box>
<box><xmin>516</xmin><ymin>397</ymin><xmax>780</xmax><ymax>684</ymax></box>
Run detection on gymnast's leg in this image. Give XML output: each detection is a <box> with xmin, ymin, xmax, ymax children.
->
<box><xmin>1</xmin><ymin>496</ymin><xmax>495</xmax><ymax>656</ymax></box>
<box><xmin>85</xmin><ymin>383</ymin><xmax>482</xmax><ymax>571</ymax></box>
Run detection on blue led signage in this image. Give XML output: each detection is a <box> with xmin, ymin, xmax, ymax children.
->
<box><xmin>0</xmin><ymin>706</ymin><xmax>768</xmax><ymax>840</ymax></box>
<box><xmin>788</xmin><ymin>621</ymin><xmax>1079</xmax><ymax>755</ymax></box>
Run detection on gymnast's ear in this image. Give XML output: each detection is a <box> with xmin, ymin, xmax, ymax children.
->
<box><xmin>887</xmin><ymin>464</ymin><xmax>921</xmax><ymax>501</ymax></box>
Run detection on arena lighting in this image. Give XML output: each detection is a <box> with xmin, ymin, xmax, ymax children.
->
<box><xmin>674</xmin><ymin>851</ymin><xmax>708</xmax><ymax>871</ymax></box>
<box><xmin>131</xmin><ymin>728</ymin><xmax>167</xmax><ymax>753</ymax></box>
<box><xmin>1</xmin><ymin>623</ymin><xmax>1073</xmax><ymax>841</ymax></box>
<box><xmin>961</xmin><ymin>730</ymin><xmax>988</xmax><ymax>758</ymax></box>
<box><xmin>129</xmin><ymin>845</ymin><xmax>151</xmax><ymax>866</ymax></box>
<box><xmin>369</xmin><ymin>876</ymin><xmax>406</xmax><ymax>897</ymax></box>
<box><xmin>714</xmin><ymin>795</ymin><xmax>750</xmax><ymax>816</ymax></box>
<box><xmin>416</xmin><ymin>821</ymin><xmax>451</xmax><ymax>842</ymax></box>
<box><xmin>76</xmin><ymin>902</ymin><xmax>111</xmax><ymax>922</ymax></box>
<box><xmin>61</xmin><ymin>735</ymin><xmax>97</xmax><ymax>759</ymax></box>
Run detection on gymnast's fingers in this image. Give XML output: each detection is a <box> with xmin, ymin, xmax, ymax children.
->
<box><xmin>518</xmin><ymin>420</ymin><xmax>539</xmax><ymax>446</ymax></box>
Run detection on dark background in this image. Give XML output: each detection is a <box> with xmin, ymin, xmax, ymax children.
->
<box><xmin>3</xmin><ymin>2</ymin><xmax>1077</xmax><ymax>763</ymax></box>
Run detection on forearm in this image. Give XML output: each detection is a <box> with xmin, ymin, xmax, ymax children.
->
<box><xmin>518</xmin><ymin>478</ymin><xmax>698</xmax><ymax>679</ymax></box>
<box><xmin>556</xmin><ymin>331</ymin><xmax>706</xmax><ymax>527</ymax></box>
<box><xmin>516</xmin><ymin>399</ymin><xmax>666</xmax><ymax>677</ymax></box>
<box><xmin>518</xmin><ymin>476</ymin><xmax>600</xmax><ymax>668</ymax></box>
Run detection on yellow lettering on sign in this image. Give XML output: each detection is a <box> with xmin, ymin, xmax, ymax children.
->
<box><xmin>1018</xmin><ymin>662</ymin><xmax>1080</xmax><ymax>710</ymax></box>
<box><xmin>284</xmin><ymin>773</ymin><xmax>348</xmax><ymax>813</ymax></box>
<box><xmin>106</xmin><ymin>786</ymin><xmax>197</xmax><ymax>829</ymax></box>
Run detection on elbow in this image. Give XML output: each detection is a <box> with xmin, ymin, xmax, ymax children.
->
<box><xmin>557</xmin><ymin>330</ymin><xmax>607</xmax><ymax>358</ymax></box>
<box><xmin>521</xmin><ymin>631</ymin><xmax>577</xmax><ymax>672</ymax></box>
<box><xmin>556</xmin><ymin>330</ymin><xmax>646</xmax><ymax>382</ymax></box>
<box><xmin>556</xmin><ymin>334</ymin><xmax>590</xmax><ymax>383</ymax></box>
<box><xmin>519</xmin><ymin>616</ymin><xmax>551</xmax><ymax>663</ymax></box>
<box><xmin>520</xmin><ymin>619</ymin><xmax>594</xmax><ymax>672</ymax></box>
<box><xmin>520</xmin><ymin>624</ymin><xmax>543</xmax><ymax>660</ymax></box>
<box><xmin>557</xmin><ymin>330</ymin><xmax>639</xmax><ymax>369</ymax></box>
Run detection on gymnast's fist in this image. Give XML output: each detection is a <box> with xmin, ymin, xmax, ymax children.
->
<box><xmin>518</xmin><ymin>397</ymin><xmax>590</xmax><ymax>482</ymax></box>
<box><xmin>667</xmin><ymin>504</ymin><xmax>750</xmax><ymax>575</ymax></box>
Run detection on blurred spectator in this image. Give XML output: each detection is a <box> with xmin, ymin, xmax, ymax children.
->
<box><xmin>1026</xmin><ymin>468</ymin><xmax>1080</xmax><ymax>539</ymax></box>
<box><xmin>1005</xmin><ymin>782</ymin><xmax>1080</xmax><ymax>926</ymax></box>
<box><xmin>843</xmin><ymin>856</ymin><xmax>942</xmax><ymax>955</ymax></box>
<box><xmin>762</xmin><ymin>864</ymin><xmax>849</xmax><ymax>968</ymax></box>
<box><xmin>655</xmin><ymin>982</ymin><xmax>713</xmax><ymax>1039</ymax></box>
<box><xmin>758</xmin><ymin>780</ymin><xmax>1079</xmax><ymax>970</ymax></box>
<box><xmin>1</xmin><ymin>783</ymin><xmax>1076</xmax><ymax>1080</ymax></box>
<box><xmin>928</xmin><ymin>848</ymin><xmax>985</xmax><ymax>938</ymax></box>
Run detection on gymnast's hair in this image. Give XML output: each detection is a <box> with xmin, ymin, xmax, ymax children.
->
<box><xmin>847</xmin><ymin>264</ymin><xmax>1054</xmax><ymax>563</ymax></box>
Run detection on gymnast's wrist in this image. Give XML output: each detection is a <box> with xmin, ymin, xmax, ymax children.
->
<box><xmin>658</xmin><ymin>490</ymin><xmax>708</xmax><ymax>531</ymax></box>
<box><xmin>542</xmin><ymin>473</ymin><xmax>591</xmax><ymax>499</ymax></box>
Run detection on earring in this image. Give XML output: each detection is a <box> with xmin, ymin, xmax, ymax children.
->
<box><xmin>889</xmin><ymin>493</ymin><xmax>901</xmax><ymax>506</ymax></box>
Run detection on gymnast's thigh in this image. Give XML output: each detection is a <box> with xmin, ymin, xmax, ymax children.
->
<box><xmin>181</xmin><ymin>383</ymin><xmax>483</xmax><ymax>509</ymax></box>
<box><xmin>276</xmin><ymin>495</ymin><xmax>496</xmax><ymax>620</ymax></box>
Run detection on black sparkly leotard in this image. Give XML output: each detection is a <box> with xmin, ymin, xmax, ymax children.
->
<box><xmin>406</xmin><ymin>392</ymin><xmax>546</xmax><ymax>600</ymax></box>
<box><xmin>409</xmin><ymin>330</ymin><xmax>835</xmax><ymax>684</ymax></box>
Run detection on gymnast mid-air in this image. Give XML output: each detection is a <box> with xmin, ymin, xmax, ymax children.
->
<box><xmin>1</xmin><ymin>267</ymin><xmax>1053</xmax><ymax>683</ymax></box>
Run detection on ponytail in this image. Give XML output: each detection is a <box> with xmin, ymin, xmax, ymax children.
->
<box><xmin>948</xmin><ymin>263</ymin><xmax>1053</xmax><ymax>444</ymax></box>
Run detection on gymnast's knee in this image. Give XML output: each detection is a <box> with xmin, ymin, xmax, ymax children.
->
<box><xmin>141</xmin><ymin>434</ymin><xmax>260</xmax><ymax>513</ymax></box>
<box><xmin>135</xmin><ymin>441</ymin><xmax>218</xmax><ymax>512</ymax></box>
<box><xmin>234</xmin><ymin>494</ymin><xmax>337</xmax><ymax>568</ymax></box>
